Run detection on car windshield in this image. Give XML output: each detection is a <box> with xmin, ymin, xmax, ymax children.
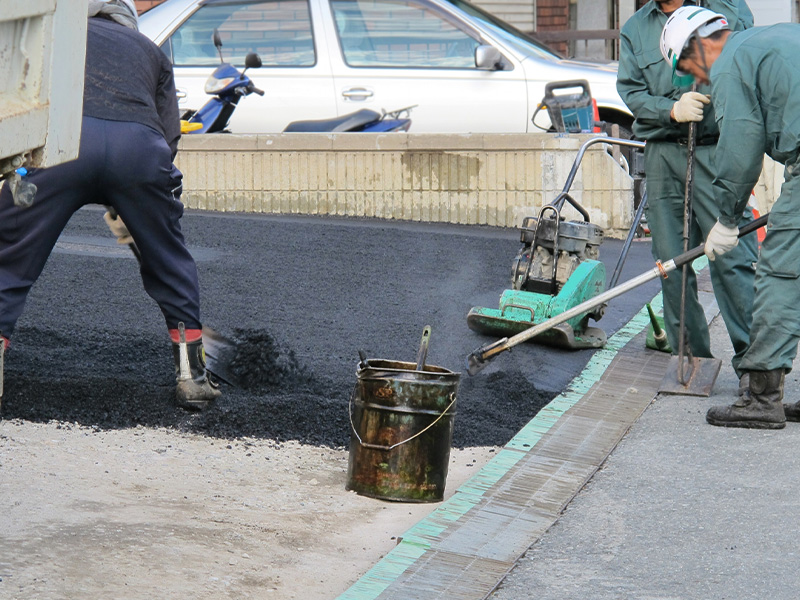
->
<box><xmin>442</xmin><ymin>0</ymin><xmax>562</xmax><ymax>59</ymax></box>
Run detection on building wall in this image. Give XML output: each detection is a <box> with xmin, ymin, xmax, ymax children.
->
<box><xmin>753</xmin><ymin>0</ymin><xmax>792</xmax><ymax>24</ymax></box>
<box><xmin>535</xmin><ymin>0</ymin><xmax>570</xmax><ymax>54</ymax></box>
<box><xmin>479</xmin><ymin>0</ymin><xmax>537</xmax><ymax>32</ymax></box>
<box><xmin>134</xmin><ymin>0</ymin><xmax>166</xmax><ymax>14</ymax></box>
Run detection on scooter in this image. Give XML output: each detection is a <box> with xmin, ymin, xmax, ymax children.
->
<box><xmin>183</xmin><ymin>30</ymin><xmax>413</xmax><ymax>134</ymax></box>
<box><xmin>283</xmin><ymin>105</ymin><xmax>414</xmax><ymax>133</ymax></box>
<box><xmin>182</xmin><ymin>29</ymin><xmax>264</xmax><ymax>134</ymax></box>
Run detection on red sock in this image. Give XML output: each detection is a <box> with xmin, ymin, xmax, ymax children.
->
<box><xmin>169</xmin><ymin>329</ymin><xmax>202</xmax><ymax>343</ymax></box>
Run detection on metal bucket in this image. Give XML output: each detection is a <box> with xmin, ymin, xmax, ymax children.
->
<box><xmin>346</xmin><ymin>358</ymin><xmax>459</xmax><ymax>502</ymax></box>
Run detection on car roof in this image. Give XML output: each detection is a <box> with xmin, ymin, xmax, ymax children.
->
<box><xmin>139</xmin><ymin>0</ymin><xmax>198</xmax><ymax>40</ymax></box>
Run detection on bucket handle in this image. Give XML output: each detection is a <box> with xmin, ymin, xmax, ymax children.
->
<box><xmin>348</xmin><ymin>386</ymin><xmax>457</xmax><ymax>451</ymax></box>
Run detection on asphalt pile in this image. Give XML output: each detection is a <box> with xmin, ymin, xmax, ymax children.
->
<box><xmin>225</xmin><ymin>328</ymin><xmax>308</xmax><ymax>389</ymax></box>
<box><xmin>1</xmin><ymin>325</ymin><xmax>547</xmax><ymax>447</ymax></box>
<box><xmin>0</xmin><ymin>209</ymin><xmax>656</xmax><ymax>448</ymax></box>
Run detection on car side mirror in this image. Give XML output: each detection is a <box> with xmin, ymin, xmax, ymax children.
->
<box><xmin>212</xmin><ymin>28</ymin><xmax>224</xmax><ymax>63</ymax></box>
<box><xmin>475</xmin><ymin>44</ymin><xmax>504</xmax><ymax>70</ymax></box>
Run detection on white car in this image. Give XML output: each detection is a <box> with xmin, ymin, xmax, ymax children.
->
<box><xmin>140</xmin><ymin>0</ymin><xmax>632</xmax><ymax>134</ymax></box>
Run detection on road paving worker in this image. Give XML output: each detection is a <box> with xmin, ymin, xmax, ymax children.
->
<box><xmin>0</xmin><ymin>0</ymin><xmax>220</xmax><ymax>410</ymax></box>
<box><xmin>617</xmin><ymin>0</ymin><xmax>758</xmax><ymax>392</ymax></box>
<box><xmin>661</xmin><ymin>7</ymin><xmax>800</xmax><ymax>429</ymax></box>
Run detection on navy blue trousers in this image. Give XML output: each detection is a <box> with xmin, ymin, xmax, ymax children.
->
<box><xmin>0</xmin><ymin>116</ymin><xmax>202</xmax><ymax>338</ymax></box>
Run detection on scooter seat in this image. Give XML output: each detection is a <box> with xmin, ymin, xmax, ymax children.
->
<box><xmin>283</xmin><ymin>109</ymin><xmax>382</xmax><ymax>132</ymax></box>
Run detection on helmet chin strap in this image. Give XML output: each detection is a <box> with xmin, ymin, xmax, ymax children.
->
<box><xmin>693</xmin><ymin>32</ymin><xmax>712</xmax><ymax>82</ymax></box>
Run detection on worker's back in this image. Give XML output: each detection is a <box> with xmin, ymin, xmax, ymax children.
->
<box><xmin>84</xmin><ymin>17</ymin><xmax>180</xmax><ymax>156</ymax></box>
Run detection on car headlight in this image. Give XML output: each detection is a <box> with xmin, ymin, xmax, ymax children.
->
<box><xmin>204</xmin><ymin>76</ymin><xmax>236</xmax><ymax>94</ymax></box>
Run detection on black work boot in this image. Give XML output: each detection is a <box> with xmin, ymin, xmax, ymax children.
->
<box><xmin>738</xmin><ymin>372</ymin><xmax>749</xmax><ymax>397</ymax></box>
<box><xmin>783</xmin><ymin>400</ymin><xmax>800</xmax><ymax>422</ymax></box>
<box><xmin>172</xmin><ymin>325</ymin><xmax>221</xmax><ymax>411</ymax></box>
<box><xmin>706</xmin><ymin>369</ymin><xmax>786</xmax><ymax>429</ymax></box>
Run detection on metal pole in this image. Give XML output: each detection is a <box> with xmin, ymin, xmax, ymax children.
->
<box><xmin>678</xmin><ymin>111</ymin><xmax>697</xmax><ymax>385</ymax></box>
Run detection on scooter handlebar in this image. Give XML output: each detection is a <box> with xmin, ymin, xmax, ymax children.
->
<box><xmin>252</xmin><ymin>86</ymin><xmax>265</xmax><ymax>96</ymax></box>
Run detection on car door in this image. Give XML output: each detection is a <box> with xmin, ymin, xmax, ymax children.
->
<box><xmin>325</xmin><ymin>0</ymin><xmax>529</xmax><ymax>132</ymax></box>
<box><xmin>159</xmin><ymin>0</ymin><xmax>338</xmax><ymax>133</ymax></box>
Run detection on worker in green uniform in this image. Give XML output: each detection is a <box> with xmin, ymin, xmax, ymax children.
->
<box><xmin>617</xmin><ymin>0</ymin><xmax>757</xmax><ymax>391</ymax></box>
<box><xmin>661</xmin><ymin>7</ymin><xmax>800</xmax><ymax>428</ymax></box>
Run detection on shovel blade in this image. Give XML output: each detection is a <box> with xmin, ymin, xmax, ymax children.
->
<box><xmin>202</xmin><ymin>326</ymin><xmax>239</xmax><ymax>386</ymax></box>
<box><xmin>659</xmin><ymin>355</ymin><xmax>721</xmax><ymax>397</ymax></box>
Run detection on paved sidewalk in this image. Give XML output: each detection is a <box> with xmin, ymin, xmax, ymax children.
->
<box><xmin>491</xmin><ymin>312</ymin><xmax>800</xmax><ymax>600</ymax></box>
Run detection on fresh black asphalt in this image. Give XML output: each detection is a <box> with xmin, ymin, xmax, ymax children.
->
<box><xmin>0</xmin><ymin>207</ymin><xmax>660</xmax><ymax>447</ymax></box>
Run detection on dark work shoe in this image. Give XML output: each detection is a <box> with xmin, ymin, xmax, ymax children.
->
<box><xmin>175</xmin><ymin>375</ymin><xmax>221</xmax><ymax>411</ymax></box>
<box><xmin>706</xmin><ymin>370</ymin><xmax>786</xmax><ymax>429</ymax></box>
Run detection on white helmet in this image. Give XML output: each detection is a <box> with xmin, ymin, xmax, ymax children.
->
<box><xmin>660</xmin><ymin>6</ymin><xmax>729</xmax><ymax>75</ymax></box>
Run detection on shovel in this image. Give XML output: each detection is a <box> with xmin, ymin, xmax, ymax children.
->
<box><xmin>103</xmin><ymin>207</ymin><xmax>238</xmax><ymax>385</ymax></box>
<box><xmin>466</xmin><ymin>213</ymin><xmax>768</xmax><ymax>376</ymax></box>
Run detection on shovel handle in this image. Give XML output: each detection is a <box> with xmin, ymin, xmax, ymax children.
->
<box><xmin>670</xmin><ymin>212</ymin><xmax>767</xmax><ymax>270</ymax></box>
<box><xmin>416</xmin><ymin>326</ymin><xmax>431</xmax><ymax>371</ymax></box>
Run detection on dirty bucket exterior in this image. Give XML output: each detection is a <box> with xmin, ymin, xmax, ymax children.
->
<box><xmin>347</xmin><ymin>359</ymin><xmax>459</xmax><ymax>502</ymax></box>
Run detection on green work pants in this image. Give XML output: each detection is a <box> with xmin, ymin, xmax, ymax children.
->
<box><xmin>739</xmin><ymin>165</ymin><xmax>800</xmax><ymax>372</ymax></box>
<box><xmin>644</xmin><ymin>141</ymin><xmax>758</xmax><ymax>375</ymax></box>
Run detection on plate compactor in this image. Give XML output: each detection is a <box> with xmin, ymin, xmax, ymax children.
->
<box><xmin>468</xmin><ymin>136</ymin><xmax>649</xmax><ymax>351</ymax></box>
<box><xmin>467</xmin><ymin>205</ymin><xmax>607</xmax><ymax>350</ymax></box>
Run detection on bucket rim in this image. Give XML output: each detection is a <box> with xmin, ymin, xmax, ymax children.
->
<box><xmin>356</xmin><ymin>358</ymin><xmax>459</xmax><ymax>379</ymax></box>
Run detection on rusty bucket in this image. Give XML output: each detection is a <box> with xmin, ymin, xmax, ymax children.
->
<box><xmin>346</xmin><ymin>358</ymin><xmax>459</xmax><ymax>502</ymax></box>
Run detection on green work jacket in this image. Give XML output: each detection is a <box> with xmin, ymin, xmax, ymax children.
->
<box><xmin>617</xmin><ymin>0</ymin><xmax>752</xmax><ymax>142</ymax></box>
<box><xmin>711</xmin><ymin>24</ymin><xmax>800</xmax><ymax>226</ymax></box>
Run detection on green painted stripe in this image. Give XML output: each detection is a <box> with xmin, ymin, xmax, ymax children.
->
<box><xmin>336</xmin><ymin>290</ymin><xmax>665</xmax><ymax>600</ymax></box>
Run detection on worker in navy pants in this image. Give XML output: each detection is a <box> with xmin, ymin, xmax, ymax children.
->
<box><xmin>0</xmin><ymin>4</ymin><xmax>219</xmax><ymax>410</ymax></box>
<box><xmin>0</xmin><ymin>117</ymin><xmax>200</xmax><ymax>338</ymax></box>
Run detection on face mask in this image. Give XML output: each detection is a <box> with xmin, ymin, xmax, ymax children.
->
<box><xmin>670</xmin><ymin>56</ymin><xmax>695</xmax><ymax>87</ymax></box>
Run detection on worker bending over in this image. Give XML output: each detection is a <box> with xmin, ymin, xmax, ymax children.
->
<box><xmin>662</xmin><ymin>7</ymin><xmax>800</xmax><ymax>428</ymax></box>
<box><xmin>617</xmin><ymin>0</ymin><xmax>757</xmax><ymax>392</ymax></box>
<box><xmin>0</xmin><ymin>0</ymin><xmax>220</xmax><ymax>410</ymax></box>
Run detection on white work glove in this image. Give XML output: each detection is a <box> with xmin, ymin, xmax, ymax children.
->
<box><xmin>671</xmin><ymin>92</ymin><xmax>710</xmax><ymax>123</ymax></box>
<box><xmin>103</xmin><ymin>209</ymin><xmax>133</xmax><ymax>246</ymax></box>
<box><xmin>704</xmin><ymin>220</ymin><xmax>739</xmax><ymax>261</ymax></box>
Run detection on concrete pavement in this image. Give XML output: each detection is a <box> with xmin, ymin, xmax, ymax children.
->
<box><xmin>491</xmin><ymin>310</ymin><xmax>800</xmax><ymax>600</ymax></box>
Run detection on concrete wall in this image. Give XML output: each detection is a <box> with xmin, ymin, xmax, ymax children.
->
<box><xmin>752</xmin><ymin>0</ymin><xmax>793</xmax><ymax>25</ymax></box>
<box><xmin>176</xmin><ymin>133</ymin><xmax>639</xmax><ymax>238</ymax></box>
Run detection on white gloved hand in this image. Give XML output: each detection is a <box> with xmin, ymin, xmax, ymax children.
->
<box><xmin>103</xmin><ymin>210</ymin><xmax>133</xmax><ymax>246</ymax></box>
<box><xmin>704</xmin><ymin>220</ymin><xmax>739</xmax><ymax>261</ymax></box>
<box><xmin>671</xmin><ymin>92</ymin><xmax>711</xmax><ymax>123</ymax></box>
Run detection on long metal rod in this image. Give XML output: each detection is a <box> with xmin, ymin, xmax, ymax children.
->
<box><xmin>678</xmin><ymin>117</ymin><xmax>698</xmax><ymax>384</ymax></box>
<box><xmin>466</xmin><ymin>213</ymin><xmax>768</xmax><ymax>375</ymax></box>
<box><xmin>676</xmin><ymin>0</ymin><xmax>705</xmax><ymax>380</ymax></box>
